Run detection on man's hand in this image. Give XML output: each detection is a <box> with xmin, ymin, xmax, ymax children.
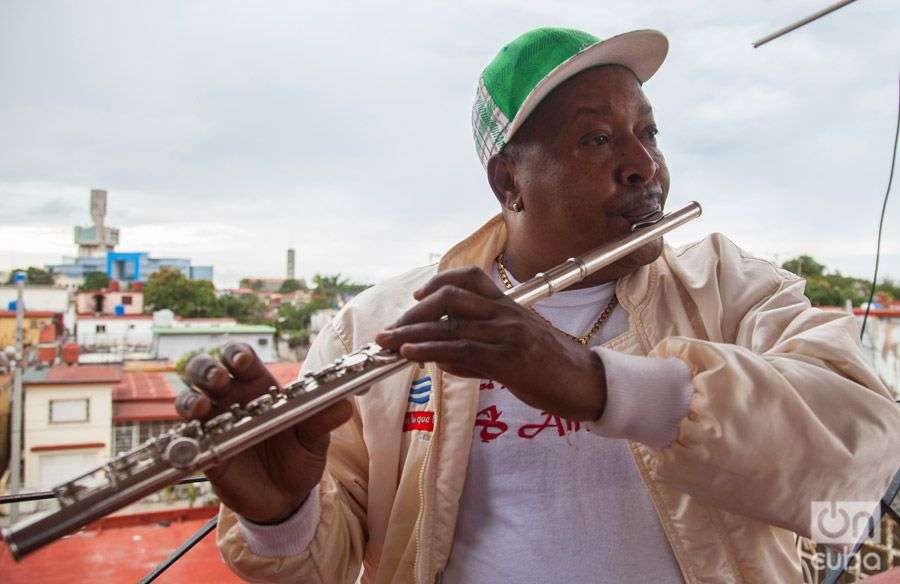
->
<box><xmin>177</xmin><ymin>342</ymin><xmax>352</xmax><ymax>524</ymax></box>
<box><xmin>374</xmin><ymin>267</ymin><xmax>608</xmax><ymax>421</ymax></box>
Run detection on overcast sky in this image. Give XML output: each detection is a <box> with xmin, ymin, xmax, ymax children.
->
<box><xmin>1</xmin><ymin>0</ymin><xmax>898</xmax><ymax>288</ymax></box>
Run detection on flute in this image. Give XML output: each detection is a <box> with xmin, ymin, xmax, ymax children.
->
<box><xmin>1</xmin><ymin>201</ymin><xmax>701</xmax><ymax>560</ymax></box>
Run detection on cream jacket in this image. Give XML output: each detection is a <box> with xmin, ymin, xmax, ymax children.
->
<box><xmin>217</xmin><ymin>215</ymin><xmax>900</xmax><ymax>583</ymax></box>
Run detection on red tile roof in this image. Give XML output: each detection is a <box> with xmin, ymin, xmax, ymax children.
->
<box><xmin>115</xmin><ymin>371</ymin><xmax>178</xmax><ymax>401</ymax></box>
<box><xmin>116</xmin><ymin>363</ymin><xmax>302</xmax><ymax>392</ymax></box>
<box><xmin>852</xmin><ymin>308</ymin><xmax>900</xmax><ymax>317</ymax></box>
<box><xmin>75</xmin><ymin>313</ymin><xmax>154</xmax><ymax>319</ymax></box>
<box><xmin>114</xmin><ymin>400</ymin><xmax>180</xmax><ymax>422</ymax></box>
<box><xmin>25</xmin><ymin>365</ymin><xmax>123</xmax><ymax>385</ymax></box>
<box><xmin>0</xmin><ymin>507</ymin><xmax>240</xmax><ymax>583</ymax></box>
<box><xmin>0</xmin><ymin>310</ymin><xmax>58</xmax><ymax>318</ymax></box>
<box><xmin>267</xmin><ymin>361</ymin><xmax>301</xmax><ymax>386</ymax></box>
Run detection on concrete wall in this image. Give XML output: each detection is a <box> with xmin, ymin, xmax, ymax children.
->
<box><xmin>76</xmin><ymin>317</ymin><xmax>154</xmax><ymax>349</ymax></box>
<box><xmin>0</xmin><ymin>314</ymin><xmax>55</xmax><ymax>348</ymax></box>
<box><xmin>75</xmin><ymin>290</ymin><xmax>144</xmax><ymax>315</ymax></box>
<box><xmin>156</xmin><ymin>332</ymin><xmax>277</xmax><ymax>363</ymax></box>
<box><xmin>23</xmin><ymin>383</ymin><xmax>113</xmax><ymax>490</ymax></box>
<box><xmin>0</xmin><ymin>286</ymin><xmax>70</xmax><ymax>313</ymax></box>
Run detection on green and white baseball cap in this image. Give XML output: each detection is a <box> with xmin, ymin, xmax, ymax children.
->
<box><xmin>472</xmin><ymin>27</ymin><xmax>668</xmax><ymax>167</ymax></box>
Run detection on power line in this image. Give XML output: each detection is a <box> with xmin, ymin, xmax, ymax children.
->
<box><xmin>860</xmin><ymin>74</ymin><xmax>900</xmax><ymax>341</ymax></box>
<box><xmin>753</xmin><ymin>0</ymin><xmax>861</xmax><ymax>48</ymax></box>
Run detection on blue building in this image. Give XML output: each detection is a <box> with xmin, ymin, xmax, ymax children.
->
<box><xmin>47</xmin><ymin>252</ymin><xmax>213</xmax><ymax>283</ymax></box>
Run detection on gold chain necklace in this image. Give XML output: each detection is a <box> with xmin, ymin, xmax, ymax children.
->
<box><xmin>496</xmin><ymin>253</ymin><xmax>617</xmax><ymax>346</ymax></box>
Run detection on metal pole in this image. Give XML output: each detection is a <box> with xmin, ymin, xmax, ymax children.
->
<box><xmin>9</xmin><ymin>271</ymin><xmax>26</xmax><ymax>523</ymax></box>
<box><xmin>137</xmin><ymin>517</ymin><xmax>217</xmax><ymax>584</ymax></box>
<box><xmin>753</xmin><ymin>0</ymin><xmax>860</xmax><ymax>48</ymax></box>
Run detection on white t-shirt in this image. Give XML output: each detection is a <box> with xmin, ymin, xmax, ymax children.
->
<box><xmin>441</xmin><ymin>265</ymin><xmax>685</xmax><ymax>583</ymax></box>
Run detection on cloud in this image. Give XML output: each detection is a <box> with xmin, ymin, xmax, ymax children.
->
<box><xmin>0</xmin><ymin>0</ymin><xmax>897</xmax><ymax>287</ymax></box>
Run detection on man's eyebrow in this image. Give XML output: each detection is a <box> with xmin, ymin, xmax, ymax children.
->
<box><xmin>574</xmin><ymin>105</ymin><xmax>614</xmax><ymax>117</ymax></box>
<box><xmin>573</xmin><ymin>103</ymin><xmax>654</xmax><ymax>118</ymax></box>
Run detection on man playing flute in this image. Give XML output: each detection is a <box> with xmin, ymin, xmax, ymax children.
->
<box><xmin>177</xmin><ymin>27</ymin><xmax>900</xmax><ymax>583</ymax></box>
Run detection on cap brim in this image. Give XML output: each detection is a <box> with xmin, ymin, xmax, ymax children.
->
<box><xmin>505</xmin><ymin>29</ymin><xmax>668</xmax><ymax>142</ymax></box>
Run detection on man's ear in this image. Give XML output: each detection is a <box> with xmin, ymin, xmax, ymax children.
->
<box><xmin>487</xmin><ymin>152</ymin><xmax>518</xmax><ymax>210</ymax></box>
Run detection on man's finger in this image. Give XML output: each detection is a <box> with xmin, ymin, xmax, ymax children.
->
<box><xmin>185</xmin><ymin>353</ymin><xmax>232</xmax><ymax>395</ymax></box>
<box><xmin>413</xmin><ymin>266</ymin><xmax>504</xmax><ymax>302</ymax></box>
<box><xmin>391</xmin><ymin>285</ymin><xmax>499</xmax><ymax>330</ymax></box>
<box><xmin>399</xmin><ymin>339</ymin><xmax>498</xmax><ymax>367</ymax></box>
<box><xmin>376</xmin><ymin>319</ymin><xmax>500</xmax><ymax>349</ymax></box>
<box><xmin>221</xmin><ymin>342</ymin><xmax>278</xmax><ymax>385</ymax></box>
<box><xmin>174</xmin><ymin>388</ymin><xmax>213</xmax><ymax>420</ymax></box>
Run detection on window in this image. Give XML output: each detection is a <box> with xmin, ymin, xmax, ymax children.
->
<box><xmin>114</xmin><ymin>422</ymin><xmax>136</xmax><ymax>454</ymax></box>
<box><xmin>257</xmin><ymin>338</ymin><xmax>268</xmax><ymax>346</ymax></box>
<box><xmin>113</xmin><ymin>421</ymin><xmax>178</xmax><ymax>456</ymax></box>
<box><xmin>49</xmin><ymin>399</ymin><xmax>89</xmax><ymax>423</ymax></box>
<box><xmin>95</xmin><ymin>324</ymin><xmax>107</xmax><ymax>333</ymax></box>
<box><xmin>121</xmin><ymin>295</ymin><xmax>132</xmax><ymax>305</ymax></box>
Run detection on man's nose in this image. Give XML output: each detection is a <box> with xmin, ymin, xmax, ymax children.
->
<box><xmin>616</xmin><ymin>136</ymin><xmax>658</xmax><ymax>186</ymax></box>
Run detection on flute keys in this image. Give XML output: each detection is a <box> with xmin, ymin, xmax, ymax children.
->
<box><xmin>164</xmin><ymin>437</ymin><xmax>201</xmax><ymax>470</ymax></box>
<box><xmin>205</xmin><ymin>412</ymin><xmax>236</xmax><ymax>434</ymax></box>
<box><xmin>245</xmin><ymin>394</ymin><xmax>275</xmax><ymax>416</ymax></box>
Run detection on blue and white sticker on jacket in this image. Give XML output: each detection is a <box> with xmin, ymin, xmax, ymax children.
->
<box><xmin>408</xmin><ymin>376</ymin><xmax>432</xmax><ymax>405</ymax></box>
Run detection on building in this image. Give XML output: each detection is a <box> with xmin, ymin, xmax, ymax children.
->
<box><xmin>0</xmin><ymin>310</ymin><xmax>60</xmax><ymax>349</ymax></box>
<box><xmin>50</xmin><ymin>251</ymin><xmax>214</xmax><ymax>284</ymax></box>
<box><xmin>111</xmin><ymin>361</ymin><xmax>300</xmax><ymax>456</ymax></box>
<box><xmin>112</xmin><ymin>370</ymin><xmax>184</xmax><ymax>456</ymax></box>
<box><xmin>0</xmin><ymin>285</ymin><xmax>70</xmax><ymax>314</ymax></box>
<box><xmin>74</xmin><ymin>189</ymin><xmax>119</xmax><ymax>258</ymax></box>
<box><xmin>75</xmin><ymin>314</ymin><xmax>155</xmax><ymax>355</ymax></box>
<box><xmin>153</xmin><ymin>324</ymin><xmax>278</xmax><ymax>363</ymax></box>
<box><xmin>22</xmin><ymin>365</ymin><xmax>122</xmax><ymax>492</ymax></box>
<box><xmin>45</xmin><ymin>189</ymin><xmax>214</xmax><ymax>283</ymax></box>
<box><xmin>75</xmin><ymin>281</ymin><xmax>144</xmax><ymax>315</ymax></box>
<box><xmin>73</xmin><ymin>311</ymin><xmax>243</xmax><ymax>364</ymax></box>
<box><xmin>287</xmin><ymin>248</ymin><xmax>296</xmax><ymax>280</ymax></box>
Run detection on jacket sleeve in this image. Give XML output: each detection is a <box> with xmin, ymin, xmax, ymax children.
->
<box><xmin>216</xmin><ymin>320</ymin><xmax>370</xmax><ymax>583</ymax></box>
<box><xmin>648</xmin><ymin>241</ymin><xmax>900</xmax><ymax>540</ymax></box>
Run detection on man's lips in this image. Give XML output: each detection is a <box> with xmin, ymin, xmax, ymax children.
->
<box><xmin>621</xmin><ymin>202</ymin><xmax>663</xmax><ymax>225</ymax></box>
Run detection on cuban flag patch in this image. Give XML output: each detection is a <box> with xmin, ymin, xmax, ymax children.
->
<box><xmin>403</xmin><ymin>376</ymin><xmax>434</xmax><ymax>432</ymax></box>
<box><xmin>408</xmin><ymin>376</ymin><xmax>432</xmax><ymax>405</ymax></box>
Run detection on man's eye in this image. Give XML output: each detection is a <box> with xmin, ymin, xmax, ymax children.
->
<box><xmin>644</xmin><ymin>125</ymin><xmax>660</xmax><ymax>140</ymax></box>
<box><xmin>584</xmin><ymin>133</ymin><xmax>609</xmax><ymax>146</ymax></box>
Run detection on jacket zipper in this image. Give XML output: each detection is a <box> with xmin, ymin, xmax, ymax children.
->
<box><xmin>413</xmin><ymin>363</ymin><xmax>439</xmax><ymax>583</ymax></box>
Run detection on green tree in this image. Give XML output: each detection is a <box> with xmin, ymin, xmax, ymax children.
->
<box><xmin>144</xmin><ymin>268</ymin><xmax>221</xmax><ymax>317</ymax></box>
<box><xmin>781</xmin><ymin>255</ymin><xmax>882</xmax><ymax>307</ymax></box>
<box><xmin>311</xmin><ymin>273</ymin><xmax>371</xmax><ymax>304</ymax></box>
<box><xmin>175</xmin><ymin>346</ymin><xmax>221</xmax><ymax>375</ymax></box>
<box><xmin>6</xmin><ymin>267</ymin><xmax>54</xmax><ymax>285</ymax></box>
<box><xmin>219</xmin><ymin>293</ymin><xmax>269</xmax><ymax>324</ymax></box>
<box><xmin>781</xmin><ymin>255</ymin><xmax>825</xmax><ymax>278</ymax></box>
<box><xmin>278</xmin><ymin>278</ymin><xmax>303</xmax><ymax>293</ymax></box>
<box><xmin>277</xmin><ymin>297</ymin><xmax>330</xmax><ymax>331</ymax></box>
<box><xmin>79</xmin><ymin>271</ymin><xmax>110</xmax><ymax>291</ymax></box>
<box><xmin>240</xmin><ymin>278</ymin><xmax>264</xmax><ymax>291</ymax></box>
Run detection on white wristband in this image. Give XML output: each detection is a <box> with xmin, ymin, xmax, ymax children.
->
<box><xmin>587</xmin><ymin>347</ymin><xmax>694</xmax><ymax>449</ymax></box>
<box><xmin>236</xmin><ymin>487</ymin><xmax>321</xmax><ymax>558</ymax></box>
